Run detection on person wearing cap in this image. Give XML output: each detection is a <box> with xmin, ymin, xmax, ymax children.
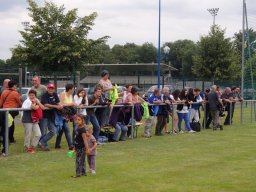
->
<box><xmin>40</xmin><ymin>83</ymin><xmax>63</xmax><ymax>151</ymax></box>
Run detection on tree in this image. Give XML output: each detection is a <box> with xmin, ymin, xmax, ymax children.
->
<box><xmin>192</xmin><ymin>25</ymin><xmax>240</xmax><ymax>81</ymax></box>
<box><xmin>11</xmin><ymin>0</ymin><xmax>108</xmax><ymax>74</ymax></box>
<box><xmin>164</xmin><ymin>40</ymin><xmax>196</xmax><ymax>78</ymax></box>
<box><xmin>139</xmin><ymin>42</ymin><xmax>157</xmax><ymax>63</ymax></box>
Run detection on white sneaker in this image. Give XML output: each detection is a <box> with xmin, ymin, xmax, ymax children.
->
<box><xmin>188</xmin><ymin>130</ymin><xmax>196</xmax><ymax>133</ymax></box>
<box><xmin>91</xmin><ymin>170</ymin><xmax>96</xmax><ymax>174</ymax></box>
<box><xmin>179</xmin><ymin>130</ymin><xmax>184</xmax><ymax>134</ymax></box>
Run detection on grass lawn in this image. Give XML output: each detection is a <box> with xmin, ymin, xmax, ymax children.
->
<box><xmin>0</xmin><ymin>114</ymin><xmax>256</xmax><ymax>192</ymax></box>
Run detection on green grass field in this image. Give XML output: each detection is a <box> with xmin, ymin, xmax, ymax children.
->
<box><xmin>1</xmin><ymin>112</ymin><xmax>256</xmax><ymax>192</ymax></box>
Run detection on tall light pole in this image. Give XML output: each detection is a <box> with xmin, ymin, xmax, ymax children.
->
<box><xmin>163</xmin><ymin>46</ymin><xmax>171</xmax><ymax>83</ymax></box>
<box><xmin>157</xmin><ymin>0</ymin><xmax>161</xmax><ymax>89</ymax></box>
<box><xmin>207</xmin><ymin>8</ymin><xmax>219</xmax><ymax>25</ymax></box>
<box><xmin>21</xmin><ymin>21</ymin><xmax>30</xmax><ymax>87</ymax></box>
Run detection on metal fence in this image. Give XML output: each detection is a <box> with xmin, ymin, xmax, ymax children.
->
<box><xmin>1</xmin><ymin>100</ymin><xmax>255</xmax><ymax>156</ymax></box>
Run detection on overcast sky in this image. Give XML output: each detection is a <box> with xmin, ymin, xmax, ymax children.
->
<box><xmin>0</xmin><ymin>0</ymin><xmax>255</xmax><ymax>60</ymax></box>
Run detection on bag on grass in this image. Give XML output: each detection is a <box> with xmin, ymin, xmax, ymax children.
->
<box><xmin>190</xmin><ymin>121</ymin><xmax>201</xmax><ymax>132</ymax></box>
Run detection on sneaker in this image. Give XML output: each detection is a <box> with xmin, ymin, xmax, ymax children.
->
<box><xmin>55</xmin><ymin>145</ymin><xmax>61</xmax><ymax>149</ymax></box>
<box><xmin>91</xmin><ymin>170</ymin><xmax>96</xmax><ymax>174</ymax></box>
<box><xmin>188</xmin><ymin>130</ymin><xmax>196</xmax><ymax>133</ymax></box>
<box><xmin>40</xmin><ymin>146</ymin><xmax>50</xmax><ymax>151</ymax></box>
<box><xmin>179</xmin><ymin>130</ymin><xmax>184</xmax><ymax>134</ymax></box>
<box><xmin>27</xmin><ymin>146</ymin><xmax>36</xmax><ymax>154</ymax></box>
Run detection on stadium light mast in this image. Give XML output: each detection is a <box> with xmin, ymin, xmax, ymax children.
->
<box><xmin>21</xmin><ymin>21</ymin><xmax>30</xmax><ymax>87</ymax></box>
<box><xmin>207</xmin><ymin>8</ymin><xmax>219</xmax><ymax>25</ymax></box>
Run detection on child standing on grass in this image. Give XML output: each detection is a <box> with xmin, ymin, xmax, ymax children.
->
<box><xmin>22</xmin><ymin>89</ymin><xmax>44</xmax><ymax>154</ymax></box>
<box><xmin>73</xmin><ymin>114</ymin><xmax>88</xmax><ymax>178</ymax></box>
<box><xmin>85</xmin><ymin>127</ymin><xmax>97</xmax><ymax>175</ymax></box>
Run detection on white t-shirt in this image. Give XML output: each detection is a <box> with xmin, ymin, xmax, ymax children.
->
<box><xmin>74</xmin><ymin>95</ymin><xmax>88</xmax><ymax>116</ymax></box>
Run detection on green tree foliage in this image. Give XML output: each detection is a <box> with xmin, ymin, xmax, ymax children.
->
<box><xmin>192</xmin><ymin>25</ymin><xmax>240</xmax><ymax>81</ymax></box>
<box><xmin>139</xmin><ymin>42</ymin><xmax>157</xmax><ymax>63</ymax></box>
<box><xmin>11</xmin><ymin>0</ymin><xmax>108</xmax><ymax>73</ymax></box>
<box><xmin>164</xmin><ymin>40</ymin><xmax>196</xmax><ymax>78</ymax></box>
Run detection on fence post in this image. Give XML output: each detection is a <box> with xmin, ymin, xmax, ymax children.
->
<box><xmin>251</xmin><ymin>101</ymin><xmax>253</xmax><ymax>123</ymax></box>
<box><xmin>240</xmin><ymin>101</ymin><xmax>243</xmax><ymax>124</ymax></box>
<box><xmin>4</xmin><ymin>110</ymin><xmax>9</xmax><ymax>156</ymax></box>
<box><xmin>19</xmin><ymin>67</ymin><xmax>23</xmax><ymax>90</ymax></box>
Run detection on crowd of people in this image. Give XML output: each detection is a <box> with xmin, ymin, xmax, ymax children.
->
<box><xmin>0</xmin><ymin>71</ymin><xmax>243</xmax><ymax>176</ymax></box>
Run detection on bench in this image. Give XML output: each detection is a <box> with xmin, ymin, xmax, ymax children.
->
<box><xmin>101</xmin><ymin>122</ymin><xmax>143</xmax><ymax>139</ymax></box>
<box><xmin>127</xmin><ymin>122</ymin><xmax>143</xmax><ymax>138</ymax></box>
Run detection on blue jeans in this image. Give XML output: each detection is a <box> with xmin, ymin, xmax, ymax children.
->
<box><xmin>40</xmin><ymin>118</ymin><xmax>57</xmax><ymax>148</ymax></box>
<box><xmin>86</xmin><ymin>114</ymin><xmax>100</xmax><ymax>141</ymax></box>
<box><xmin>177</xmin><ymin>112</ymin><xmax>191</xmax><ymax>131</ymax></box>
<box><xmin>55</xmin><ymin>120</ymin><xmax>73</xmax><ymax>148</ymax></box>
<box><xmin>113</xmin><ymin>122</ymin><xmax>128</xmax><ymax>141</ymax></box>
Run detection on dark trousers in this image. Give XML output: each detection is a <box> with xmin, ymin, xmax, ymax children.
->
<box><xmin>203</xmin><ymin>106</ymin><xmax>212</xmax><ymax>128</ymax></box>
<box><xmin>9</xmin><ymin>111</ymin><xmax>18</xmax><ymax>142</ymax></box>
<box><xmin>155</xmin><ymin>115</ymin><xmax>166</xmax><ymax>135</ymax></box>
<box><xmin>224</xmin><ymin>103</ymin><xmax>235</xmax><ymax>125</ymax></box>
<box><xmin>75</xmin><ymin>148</ymin><xmax>86</xmax><ymax>176</ymax></box>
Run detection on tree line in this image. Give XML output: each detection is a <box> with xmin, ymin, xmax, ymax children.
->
<box><xmin>0</xmin><ymin>0</ymin><xmax>255</xmax><ymax>82</ymax></box>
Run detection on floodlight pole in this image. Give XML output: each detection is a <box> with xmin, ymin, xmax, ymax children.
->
<box><xmin>157</xmin><ymin>0</ymin><xmax>161</xmax><ymax>89</ymax></box>
<box><xmin>21</xmin><ymin>21</ymin><xmax>30</xmax><ymax>87</ymax></box>
<box><xmin>207</xmin><ymin>8</ymin><xmax>219</xmax><ymax>25</ymax></box>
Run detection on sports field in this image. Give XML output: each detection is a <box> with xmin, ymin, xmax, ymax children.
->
<box><xmin>0</xmin><ymin>115</ymin><xmax>256</xmax><ymax>192</ymax></box>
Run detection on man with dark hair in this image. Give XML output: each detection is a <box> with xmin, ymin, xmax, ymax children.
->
<box><xmin>86</xmin><ymin>86</ymin><xmax>102</xmax><ymax>143</ymax></box>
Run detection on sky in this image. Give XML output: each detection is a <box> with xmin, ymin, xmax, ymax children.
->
<box><xmin>0</xmin><ymin>0</ymin><xmax>255</xmax><ymax>60</ymax></box>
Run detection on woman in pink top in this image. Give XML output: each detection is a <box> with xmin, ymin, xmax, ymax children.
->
<box><xmin>98</xmin><ymin>70</ymin><xmax>113</xmax><ymax>99</ymax></box>
<box><xmin>125</xmin><ymin>87</ymin><xmax>144</xmax><ymax>104</ymax></box>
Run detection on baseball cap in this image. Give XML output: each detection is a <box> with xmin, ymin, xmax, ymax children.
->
<box><xmin>47</xmin><ymin>84</ymin><xmax>55</xmax><ymax>89</ymax></box>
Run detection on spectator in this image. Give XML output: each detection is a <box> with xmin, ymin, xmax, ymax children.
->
<box><xmin>121</xmin><ymin>83</ymin><xmax>132</xmax><ymax>102</ymax></box>
<box><xmin>0</xmin><ymin>80</ymin><xmax>22</xmax><ymax>144</ymax></box>
<box><xmin>221</xmin><ymin>87</ymin><xmax>235</xmax><ymax>125</ymax></box>
<box><xmin>0</xmin><ymin>79</ymin><xmax>10</xmax><ymax>97</ymax></box>
<box><xmin>161</xmin><ymin>87</ymin><xmax>175</xmax><ymax>134</ymax></box>
<box><xmin>176</xmin><ymin>89</ymin><xmax>196</xmax><ymax>133</ymax></box>
<box><xmin>30</xmin><ymin>76</ymin><xmax>47</xmax><ymax>138</ymax></box>
<box><xmin>98</xmin><ymin>70</ymin><xmax>113</xmax><ymax>99</ymax></box>
<box><xmin>40</xmin><ymin>84</ymin><xmax>63</xmax><ymax>151</ymax></box>
<box><xmin>55</xmin><ymin>84</ymin><xmax>75</xmax><ymax>150</ymax></box>
<box><xmin>125</xmin><ymin>86</ymin><xmax>144</xmax><ymax>104</ymax></box>
<box><xmin>203</xmin><ymin>88</ymin><xmax>212</xmax><ymax>129</ymax></box>
<box><xmin>146</xmin><ymin>89</ymin><xmax>161</xmax><ymax>136</ymax></box>
<box><xmin>0</xmin><ymin>80</ymin><xmax>21</xmax><ymax>155</ymax></box>
<box><xmin>208</xmin><ymin>85</ymin><xmax>223</xmax><ymax>130</ymax></box>
<box><xmin>31</xmin><ymin>76</ymin><xmax>47</xmax><ymax>100</ymax></box>
<box><xmin>188</xmin><ymin>88</ymin><xmax>203</xmax><ymax>123</ymax></box>
<box><xmin>86</xmin><ymin>86</ymin><xmax>102</xmax><ymax>143</ymax></box>
<box><xmin>73</xmin><ymin>114</ymin><xmax>88</xmax><ymax>178</ymax></box>
<box><xmin>85</xmin><ymin>127</ymin><xmax>97</xmax><ymax>175</ymax></box>
<box><xmin>21</xmin><ymin>89</ymin><xmax>44</xmax><ymax>153</ymax></box>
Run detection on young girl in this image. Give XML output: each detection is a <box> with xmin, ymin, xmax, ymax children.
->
<box><xmin>73</xmin><ymin>114</ymin><xmax>88</xmax><ymax>178</ymax></box>
<box><xmin>22</xmin><ymin>89</ymin><xmax>44</xmax><ymax>153</ymax></box>
<box><xmin>85</xmin><ymin>127</ymin><xmax>97</xmax><ymax>174</ymax></box>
